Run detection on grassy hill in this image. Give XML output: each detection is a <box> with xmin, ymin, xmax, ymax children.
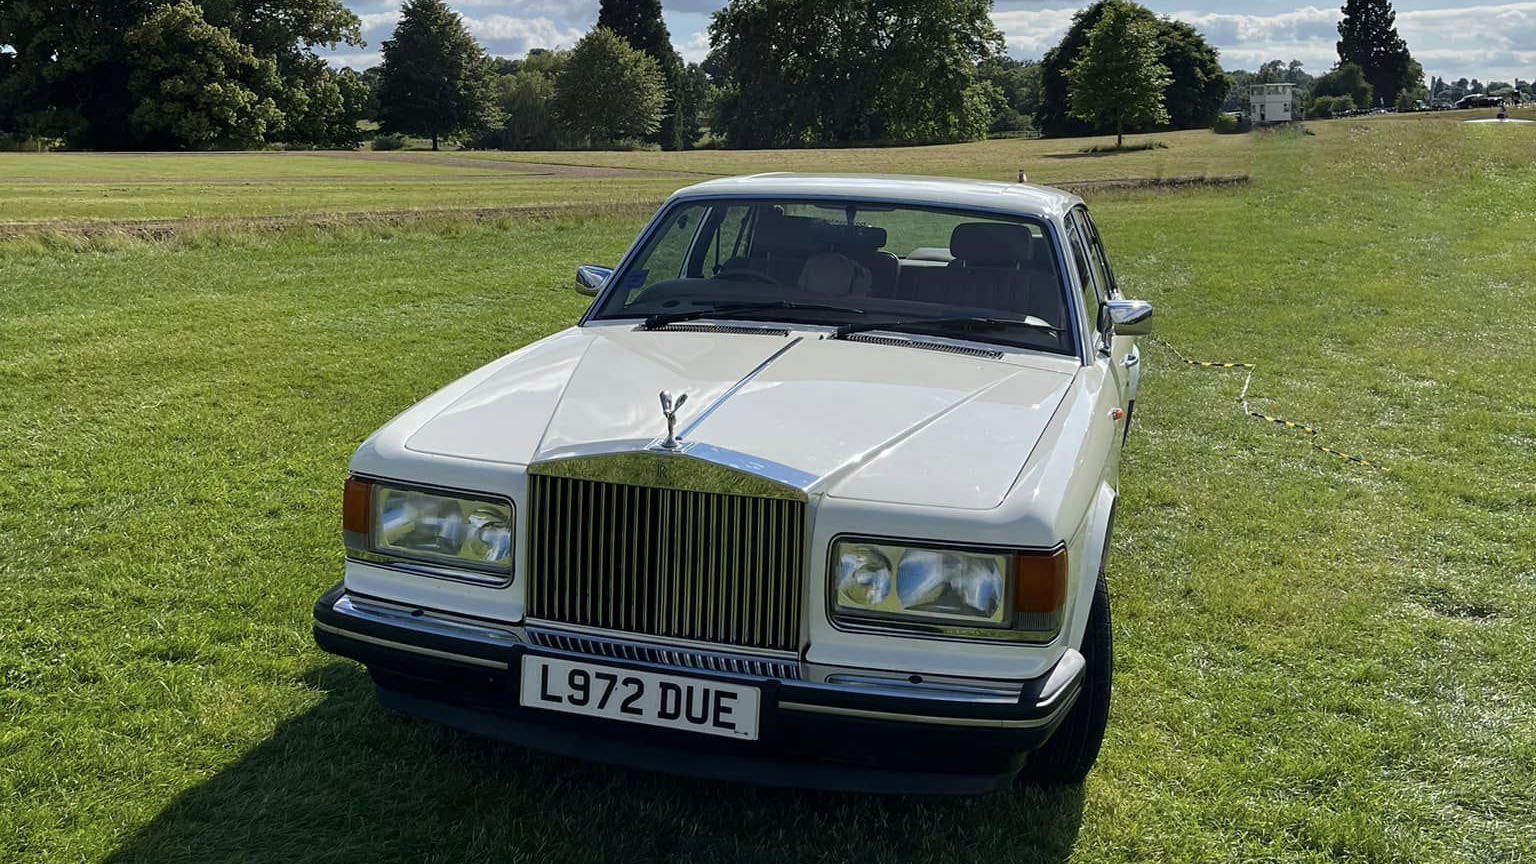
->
<box><xmin>2</xmin><ymin>111</ymin><xmax>1533</xmax><ymax>863</ymax></box>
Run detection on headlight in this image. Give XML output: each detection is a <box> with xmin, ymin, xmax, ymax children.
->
<box><xmin>342</xmin><ymin>477</ymin><xmax>513</xmax><ymax>577</ymax></box>
<box><xmin>830</xmin><ymin>539</ymin><xmax>1067</xmax><ymax>640</ymax></box>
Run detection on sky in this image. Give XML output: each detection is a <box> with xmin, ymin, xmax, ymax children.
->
<box><xmin>329</xmin><ymin>1</ymin><xmax>1536</xmax><ymax>85</ymax></box>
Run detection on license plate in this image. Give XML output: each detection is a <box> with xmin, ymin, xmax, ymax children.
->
<box><xmin>519</xmin><ymin>656</ymin><xmax>761</xmax><ymax>741</ymax></box>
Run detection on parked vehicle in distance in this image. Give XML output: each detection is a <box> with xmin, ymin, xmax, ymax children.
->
<box><xmin>313</xmin><ymin>174</ymin><xmax>1152</xmax><ymax>793</ymax></box>
<box><xmin>1457</xmin><ymin>93</ymin><xmax>1504</xmax><ymax>109</ymax></box>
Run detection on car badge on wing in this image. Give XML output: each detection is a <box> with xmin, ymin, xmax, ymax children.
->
<box><xmin>658</xmin><ymin>390</ymin><xmax>688</xmax><ymax>450</ymax></box>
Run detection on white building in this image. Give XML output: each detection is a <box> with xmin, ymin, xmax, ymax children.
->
<box><xmin>1249</xmin><ymin>83</ymin><xmax>1295</xmax><ymax>124</ymax></box>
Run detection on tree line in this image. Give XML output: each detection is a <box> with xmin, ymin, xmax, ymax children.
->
<box><xmin>2</xmin><ymin>0</ymin><xmax>1499</xmax><ymax>153</ymax></box>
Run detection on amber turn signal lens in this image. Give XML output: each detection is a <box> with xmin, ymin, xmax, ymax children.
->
<box><xmin>342</xmin><ymin>476</ymin><xmax>372</xmax><ymax>537</ymax></box>
<box><xmin>1013</xmin><ymin>547</ymin><xmax>1068</xmax><ymax>614</ymax></box>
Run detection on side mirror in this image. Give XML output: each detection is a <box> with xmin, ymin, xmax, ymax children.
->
<box><xmin>575</xmin><ymin>265</ymin><xmax>613</xmax><ymax>297</ymax></box>
<box><xmin>1105</xmin><ymin>299</ymin><xmax>1153</xmax><ymax>336</ymax></box>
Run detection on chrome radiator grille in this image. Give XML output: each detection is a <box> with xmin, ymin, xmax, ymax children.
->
<box><xmin>525</xmin><ymin>474</ymin><xmax>806</xmax><ymax>653</ymax></box>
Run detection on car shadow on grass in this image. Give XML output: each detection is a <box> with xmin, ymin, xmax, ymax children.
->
<box><xmin>106</xmin><ymin>662</ymin><xmax>1085</xmax><ymax>864</ymax></box>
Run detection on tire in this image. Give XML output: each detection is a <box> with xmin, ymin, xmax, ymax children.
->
<box><xmin>1020</xmin><ymin>570</ymin><xmax>1112</xmax><ymax>786</ymax></box>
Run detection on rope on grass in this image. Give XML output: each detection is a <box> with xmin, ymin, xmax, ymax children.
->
<box><xmin>1149</xmin><ymin>337</ymin><xmax>1381</xmax><ymax>469</ymax></box>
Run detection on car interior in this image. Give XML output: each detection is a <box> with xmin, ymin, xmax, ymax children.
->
<box><xmin>715</xmin><ymin>207</ymin><xmax>1068</xmax><ymax>331</ymax></box>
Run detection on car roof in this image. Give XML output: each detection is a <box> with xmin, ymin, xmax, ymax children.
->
<box><xmin>669</xmin><ymin>173</ymin><xmax>1083</xmax><ymax>220</ymax></box>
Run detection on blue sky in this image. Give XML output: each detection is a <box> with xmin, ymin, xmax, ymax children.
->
<box><xmin>330</xmin><ymin>2</ymin><xmax>1536</xmax><ymax>84</ymax></box>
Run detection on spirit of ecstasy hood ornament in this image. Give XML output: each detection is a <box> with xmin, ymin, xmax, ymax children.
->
<box><xmin>658</xmin><ymin>390</ymin><xmax>688</xmax><ymax>450</ymax></box>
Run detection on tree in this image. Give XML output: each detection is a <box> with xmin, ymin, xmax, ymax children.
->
<box><xmin>122</xmin><ymin>1</ymin><xmax>283</xmax><ymax>148</ymax></box>
<box><xmin>1157</xmin><ymin>17</ymin><xmax>1229</xmax><ymax>130</ymax></box>
<box><xmin>376</xmin><ymin>0</ymin><xmax>501</xmax><ymax>150</ymax></box>
<box><xmin>554</xmin><ymin>28</ymin><xmax>666</xmax><ymax>147</ymax></box>
<box><xmin>1039</xmin><ymin>1</ymin><xmax>1226</xmax><ymax>138</ymax></box>
<box><xmin>1312</xmin><ymin>63</ymin><xmax>1373</xmax><ymax>111</ymax></box>
<box><xmin>1308</xmin><ymin>94</ymin><xmax>1356</xmax><ymax>118</ymax></box>
<box><xmin>980</xmin><ymin>56</ymin><xmax>1043</xmax><ymax>133</ymax></box>
<box><xmin>1337</xmin><ymin>0</ymin><xmax>1415</xmax><ymax>106</ymax></box>
<box><xmin>0</xmin><ymin>0</ymin><xmax>365</xmax><ymax>149</ymax></box>
<box><xmin>597</xmin><ymin>0</ymin><xmax>688</xmax><ymax>149</ymax></box>
<box><xmin>707</xmin><ymin>0</ymin><xmax>1001</xmax><ymax>149</ymax></box>
<box><xmin>1067</xmin><ymin>2</ymin><xmax>1170</xmax><ymax>149</ymax></box>
<box><xmin>478</xmin><ymin>49</ymin><xmax>569</xmax><ymax>150</ymax></box>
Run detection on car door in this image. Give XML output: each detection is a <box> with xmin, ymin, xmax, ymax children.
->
<box><xmin>1079</xmin><ymin>207</ymin><xmax>1140</xmax><ymax>414</ymax></box>
<box><xmin>1063</xmin><ymin>211</ymin><xmax>1130</xmax><ymax>472</ymax></box>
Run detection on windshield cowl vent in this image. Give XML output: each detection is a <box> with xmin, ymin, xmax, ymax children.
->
<box><xmin>842</xmin><ymin>333</ymin><xmax>1004</xmax><ymax>360</ymax></box>
<box><xmin>641</xmin><ymin>323</ymin><xmax>791</xmax><ymax>337</ymax></box>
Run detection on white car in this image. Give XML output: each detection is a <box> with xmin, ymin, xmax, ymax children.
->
<box><xmin>314</xmin><ymin>174</ymin><xmax>1151</xmax><ymax>793</ymax></box>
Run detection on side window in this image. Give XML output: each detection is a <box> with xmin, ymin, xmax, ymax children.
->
<box><xmin>1064</xmin><ymin>215</ymin><xmax>1103</xmax><ymax>341</ymax></box>
<box><xmin>1081</xmin><ymin>210</ymin><xmax>1119</xmax><ymax>299</ymax></box>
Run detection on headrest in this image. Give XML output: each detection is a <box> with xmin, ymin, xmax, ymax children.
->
<box><xmin>753</xmin><ymin>213</ymin><xmax>824</xmax><ymax>255</ymax></box>
<box><xmin>949</xmin><ymin>222</ymin><xmax>1035</xmax><ymax>267</ymax></box>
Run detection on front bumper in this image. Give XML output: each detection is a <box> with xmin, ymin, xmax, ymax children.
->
<box><xmin>312</xmin><ymin>584</ymin><xmax>1083</xmax><ymax>794</ymax></box>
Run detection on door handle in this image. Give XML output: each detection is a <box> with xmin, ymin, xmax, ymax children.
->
<box><xmin>1121</xmin><ymin>354</ymin><xmax>1140</xmax><ymax>369</ymax></box>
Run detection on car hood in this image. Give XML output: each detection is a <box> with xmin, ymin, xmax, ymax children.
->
<box><xmin>400</xmin><ymin>326</ymin><xmax>1076</xmax><ymax>510</ymax></box>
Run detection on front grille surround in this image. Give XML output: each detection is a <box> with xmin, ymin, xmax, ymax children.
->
<box><xmin>525</xmin><ymin>465</ymin><xmax>806</xmax><ymax>654</ymax></box>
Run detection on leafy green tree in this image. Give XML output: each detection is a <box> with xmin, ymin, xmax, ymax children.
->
<box><xmin>678</xmin><ymin>62</ymin><xmax>710</xmax><ymax>147</ymax></box>
<box><xmin>478</xmin><ymin>49</ymin><xmax>569</xmax><ymax>150</ymax></box>
<box><xmin>1040</xmin><ymin>0</ymin><xmax>1226</xmax><ymax>138</ymax></box>
<box><xmin>707</xmin><ymin>0</ymin><xmax>1001</xmax><ymax>149</ymax></box>
<box><xmin>554</xmin><ymin>28</ymin><xmax>666</xmax><ymax>147</ymax></box>
<box><xmin>0</xmin><ymin>0</ymin><xmax>364</xmax><ymax>149</ymax></box>
<box><xmin>597</xmin><ymin>0</ymin><xmax>687</xmax><ymax>149</ymax></box>
<box><xmin>979</xmin><ymin>56</ymin><xmax>1043</xmax><ymax>133</ymax></box>
<box><xmin>1067</xmin><ymin>2</ymin><xmax>1170</xmax><ymax>149</ymax></box>
<box><xmin>1157</xmin><ymin>17</ymin><xmax>1228</xmax><ymax>130</ymax></box>
<box><xmin>1312</xmin><ymin>63</ymin><xmax>1373</xmax><ymax>111</ymax></box>
<box><xmin>1308</xmin><ymin>94</ymin><xmax>1356</xmax><ymax>118</ymax></box>
<box><xmin>376</xmin><ymin>0</ymin><xmax>501</xmax><ymax>150</ymax></box>
<box><xmin>123</xmin><ymin>1</ymin><xmax>283</xmax><ymax>148</ymax></box>
<box><xmin>1337</xmin><ymin>0</ymin><xmax>1415</xmax><ymax>107</ymax></box>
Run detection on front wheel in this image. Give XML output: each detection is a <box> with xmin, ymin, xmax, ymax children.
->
<box><xmin>1019</xmin><ymin>572</ymin><xmax>1112</xmax><ymax>786</ymax></box>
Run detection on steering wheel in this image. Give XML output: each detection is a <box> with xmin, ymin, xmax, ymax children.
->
<box><xmin>715</xmin><ymin>264</ymin><xmax>779</xmax><ymax>285</ymax></box>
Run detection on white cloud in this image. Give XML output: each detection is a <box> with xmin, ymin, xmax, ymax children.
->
<box><xmin>989</xmin><ymin>3</ymin><xmax>1536</xmax><ymax>83</ymax></box>
<box><xmin>990</xmin><ymin>7</ymin><xmax>1080</xmax><ymax>58</ymax></box>
<box><xmin>678</xmin><ymin>29</ymin><xmax>711</xmax><ymax>63</ymax></box>
<box><xmin>461</xmin><ymin>13</ymin><xmax>584</xmax><ymax>49</ymax></box>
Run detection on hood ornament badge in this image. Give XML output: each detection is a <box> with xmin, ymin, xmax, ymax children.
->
<box><xmin>658</xmin><ymin>390</ymin><xmax>688</xmax><ymax>450</ymax></box>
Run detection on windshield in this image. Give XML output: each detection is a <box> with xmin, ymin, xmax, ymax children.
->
<box><xmin>588</xmin><ymin>198</ymin><xmax>1077</xmax><ymax>355</ymax></box>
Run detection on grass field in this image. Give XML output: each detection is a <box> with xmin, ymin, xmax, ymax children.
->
<box><xmin>2</xmin><ymin>112</ymin><xmax>1534</xmax><ymax>863</ymax></box>
<box><xmin>0</xmin><ymin>127</ymin><xmax>1258</xmax><ymax>225</ymax></box>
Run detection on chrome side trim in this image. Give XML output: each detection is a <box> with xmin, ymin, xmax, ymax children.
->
<box><xmin>313</xmin><ymin>621</ymin><xmax>509</xmax><ymax>670</ymax></box>
<box><xmin>333</xmin><ymin>594</ymin><xmax>522</xmax><ymax>648</ymax></box>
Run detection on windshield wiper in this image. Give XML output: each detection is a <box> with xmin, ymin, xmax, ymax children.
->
<box><xmin>641</xmin><ymin>300</ymin><xmax>865</xmax><ymax>331</ymax></box>
<box><xmin>831</xmin><ymin>316</ymin><xmax>1059</xmax><ymax>341</ymax></box>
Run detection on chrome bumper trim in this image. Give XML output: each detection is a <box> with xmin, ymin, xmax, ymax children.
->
<box><xmin>313</xmin><ymin>620</ymin><xmax>509</xmax><ymax>670</ymax></box>
<box><xmin>775</xmin><ymin>696</ymin><xmax>1074</xmax><ymax>729</ymax></box>
<box><xmin>333</xmin><ymin>594</ymin><xmax>522</xmax><ymax>648</ymax></box>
